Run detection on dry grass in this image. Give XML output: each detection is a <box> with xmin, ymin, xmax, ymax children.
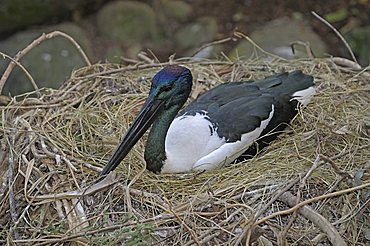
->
<box><xmin>0</xmin><ymin>56</ymin><xmax>369</xmax><ymax>245</ymax></box>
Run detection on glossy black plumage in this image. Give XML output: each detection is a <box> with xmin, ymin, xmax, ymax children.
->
<box><xmin>101</xmin><ymin>66</ymin><xmax>314</xmax><ymax>175</ymax></box>
<box><xmin>181</xmin><ymin>70</ymin><xmax>314</xmax><ymax>156</ymax></box>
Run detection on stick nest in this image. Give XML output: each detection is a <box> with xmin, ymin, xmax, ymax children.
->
<box><xmin>1</xmin><ymin>57</ymin><xmax>369</xmax><ymax>245</ymax></box>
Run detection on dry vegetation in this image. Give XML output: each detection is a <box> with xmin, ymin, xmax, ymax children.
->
<box><xmin>0</xmin><ymin>50</ymin><xmax>369</xmax><ymax>245</ymax></box>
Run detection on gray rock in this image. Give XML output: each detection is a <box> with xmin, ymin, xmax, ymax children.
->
<box><xmin>229</xmin><ymin>18</ymin><xmax>327</xmax><ymax>60</ymax></box>
<box><xmin>0</xmin><ymin>0</ymin><xmax>92</xmax><ymax>35</ymax></box>
<box><xmin>158</xmin><ymin>0</ymin><xmax>192</xmax><ymax>21</ymax></box>
<box><xmin>97</xmin><ymin>1</ymin><xmax>158</xmax><ymax>45</ymax></box>
<box><xmin>105</xmin><ymin>45</ymin><xmax>124</xmax><ymax>63</ymax></box>
<box><xmin>174</xmin><ymin>17</ymin><xmax>218</xmax><ymax>50</ymax></box>
<box><xmin>0</xmin><ymin>0</ymin><xmax>51</xmax><ymax>34</ymax></box>
<box><xmin>126</xmin><ymin>43</ymin><xmax>143</xmax><ymax>59</ymax></box>
<box><xmin>192</xmin><ymin>44</ymin><xmax>224</xmax><ymax>59</ymax></box>
<box><xmin>0</xmin><ymin>23</ymin><xmax>92</xmax><ymax>96</ymax></box>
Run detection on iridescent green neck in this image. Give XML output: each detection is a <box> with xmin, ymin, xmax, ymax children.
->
<box><xmin>144</xmin><ymin>105</ymin><xmax>180</xmax><ymax>173</ymax></box>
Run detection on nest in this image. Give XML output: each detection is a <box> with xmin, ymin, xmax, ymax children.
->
<box><xmin>0</xmin><ymin>57</ymin><xmax>369</xmax><ymax>245</ymax></box>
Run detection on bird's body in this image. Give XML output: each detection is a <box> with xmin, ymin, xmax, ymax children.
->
<box><xmin>101</xmin><ymin>66</ymin><xmax>315</xmax><ymax>175</ymax></box>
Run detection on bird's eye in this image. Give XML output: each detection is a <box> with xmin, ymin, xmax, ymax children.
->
<box><xmin>161</xmin><ymin>85</ymin><xmax>172</xmax><ymax>92</ymax></box>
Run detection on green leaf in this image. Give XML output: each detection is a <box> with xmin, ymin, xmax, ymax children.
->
<box><xmin>324</xmin><ymin>9</ymin><xmax>348</xmax><ymax>23</ymax></box>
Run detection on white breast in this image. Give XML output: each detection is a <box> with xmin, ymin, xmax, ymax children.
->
<box><xmin>161</xmin><ymin>106</ymin><xmax>275</xmax><ymax>173</ymax></box>
<box><xmin>162</xmin><ymin>113</ymin><xmax>225</xmax><ymax>173</ymax></box>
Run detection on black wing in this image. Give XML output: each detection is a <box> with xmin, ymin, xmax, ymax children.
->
<box><xmin>181</xmin><ymin>71</ymin><xmax>314</xmax><ymax>143</ymax></box>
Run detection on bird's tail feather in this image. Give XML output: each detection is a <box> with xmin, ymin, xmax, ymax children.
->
<box><xmin>253</xmin><ymin>70</ymin><xmax>315</xmax><ymax>105</ymax></box>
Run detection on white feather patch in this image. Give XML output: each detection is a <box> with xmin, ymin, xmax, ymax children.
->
<box><xmin>291</xmin><ymin>86</ymin><xmax>316</xmax><ymax>106</ymax></box>
<box><xmin>162</xmin><ymin>113</ymin><xmax>225</xmax><ymax>173</ymax></box>
<box><xmin>192</xmin><ymin>105</ymin><xmax>275</xmax><ymax>171</ymax></box>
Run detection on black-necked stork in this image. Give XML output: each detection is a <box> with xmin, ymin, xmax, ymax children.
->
<box><xmin>100</xmin><ymin>65</ymin><xmax>315</xmax><ymax>175</ymax></box>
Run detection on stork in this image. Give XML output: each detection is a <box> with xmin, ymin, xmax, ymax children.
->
<box><xmin>100</xmin><ymin>65</ymin><xmax>315</xmax><ymax>174</ymax></box>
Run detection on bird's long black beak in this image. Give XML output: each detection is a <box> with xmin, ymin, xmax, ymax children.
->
<box><xmin>100</xmin><ymin>95</ymin><xmax>165</xmax><ymax>176</ymax></box>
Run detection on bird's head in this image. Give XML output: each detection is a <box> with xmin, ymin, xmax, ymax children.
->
<box><xmin>100</xmin><ymin>65</ymin><xmax>192</xmax><ymax>176</ymax></box>
<box><xmin>149</xmin><ymin>65</ymin><xmax>193</xmax><ymax>107</ymax></box>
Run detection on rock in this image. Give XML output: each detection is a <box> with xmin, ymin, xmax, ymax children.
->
<box><xmin>158</xmin><ymin>0</ymin><xmax>192</xmax><ymax>21</ymax></box>
<box><xmin>229</xmin><ymin>18</ymin><xmax>327</xmax><ymax>59</ymax></box>
<box><xmin>192</xmin><ymin>44</ymin><xmax>224</xmax><ymax>59</ymax></box>
<box><xmin>97</xmin><ymin>1</ymin><xmax>158</xmax><ymax>45</ymax></box>
<box><xmin>344</xmin><ymin>25</ymin><xmax>370</xmax><ymax>67</ymax></box>
<box><xmin>0</xmin><ymin>0</ymin><xmax>94</xmax><ymax>35</ymax></box>
<box><xmin>0</xmin><ymin>23</ymin><xmax>92</xmax><ymax>96</ymax></box>
<box><xmin>0</xmin><ymin>0</ymin><xmax>62</xmax><ymax>34</ymax></box>
<box><xmin>126</xmin><ymin>43</ymin><xmax>143</xmax><ymax>59</ymax></box>
<box><xmin>174</xmin><ymin>17</ymin><xmax>218</xmax><ymax>50</ymax></box>
<box><xmin>105</xmin><ymin>46</ymin><xmax>124</xmax><ymax>63</ymax></box>
<box><xmin>56</xmin><ymin>23</ymin><xmax>94</xmax><ymax>58</ymax></box>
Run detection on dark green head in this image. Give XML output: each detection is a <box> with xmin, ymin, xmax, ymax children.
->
<box><xmin>100</xmin><ymin>65</ymin><xmax>193</xmax><ymax>175</ymax></box>
<box><xmin>149</xmin><ymin>65</ymin><xmax>193</xmax><ymax>108</ymax></box>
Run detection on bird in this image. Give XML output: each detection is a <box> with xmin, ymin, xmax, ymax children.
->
<box><xmin>100</xmin><ymin>65</ymin><xmax>315</xmax><ymax>175</ymax></box>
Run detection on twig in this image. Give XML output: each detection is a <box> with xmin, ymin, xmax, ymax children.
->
<box><xmin>350</xmin><ymin>64</ymin><xmax>370</xmax><ymax>78</ymax></box>
<box><xmin>34</xmin><ymin>224</ymin><xmax>135</xmax><ymax>246</ymax></box>
<box><xmin>170</xmin><ymin>208</ymin><xmax>201</xmax><ymax>246</ymax></box>
<box><xmin>198</xmin><ymin>232</ymin><xmax>221</xmax><ymax>244</ymax></box>
<box><xmin>234</xmin><ymin>31</ymin><xmax>288</xmax><ymax>61</ymax></box>
<box><xmin>319</xmin><ymin>154</ymin><xmax>352</xmax><ymax>179</ymax></box>
<box><xmin>325</xmin><ymin>177</ymin><xmax>346</xmax><ymax>195</ymax></box>
<box><xmin>191</xmin><ymin>36</ymin><xmax>236</xmax><ymax>57</ymax></box>
<box><xmin>0</xmin><ymin>31</ymin><xmax>91</xmax><ymax>94</ymax></box>
<box><xmin>254</xmin><ymin>182</ymin><xmax>370</xmax><ymax>226</ymax></box>
<box><xmin>146</xmin><ymin>49</ymin><xmax>161</xmax><ymax>64</ymax></box>
<box><xmin>236</xmin><ymin>149</ymin><xmax>367</xmax><ymax>245</ymax></box>
<box><xmin>137</xmin><ymin>51</ymin><xmax>155</xmax><ymax>64</ymax></box>
<box><xmin>233</xmin><ymin>177</ymin><xmax>301</xmax><ymax>246</ymax></box>
<box><xmin>77</xmin><ymin>60</ymin><xmax>233</xmax><ymax>80</ymax></box>
<box><xmin>290</xmin><ymin>41</ymin><xmax>315</xmax><ymax>59</ymax></box>
<box><xmin>228</xmin><ymin>184</ymin><xmax>280</xmax><ymax>201</ymax></box>
<box><xmin>311</xmin><ymin>11</ymin><xmax>358</xmax><ymax>65</ymax></box>
<box><xmin>277</xmin><ymin>149</ymin><xmax>361</xmax><ymax>242</ymax></box>
<box><xmin>6</xmin><ymin>134</ymin><xmax>20</xmax><ymax>240</ymax></box>
<box><xmin>276</xmin><ymin>155</ymin><xmax>320</xmax><ymax>246</ymax></box>
<box><xmin>279</xmin><ymin>196</ymin><xmax>304</xmax><ymax>244</ymax></box>
<box><xmin>278</xmin><ymin>191</ymin><xmax>347</xmax><ymax>246</ymax></box>
<box><xmin>2</xmin><ymin>212</ymin><xmax>179</xmax><ymax>246</ymax></box>
<box><xmin>13</xmin><ymin>156</ymin><xmax>45</xmax><ymax>231</ymax></box>
<box><xmin>126</xmin><ymin>155</ymin><xmax>146</xmax><ymax>216</ymax></box>
<box><xmin>331</xmin><ymin>57</ymin><xmax>362</xmax><ymax>70</ymax></box>
<box><xmin>0</xmin><ymin>51</ymin><xmax>39</xmax><ymax>92</ymax></box>
<box><xmin>332</xmin><ymin>196</ymin><xmax>370</xmax><ymax>226</ymax></box>
<box><xmin>311</xmin><ymin>234</ymin><xmax>326</xmax><ymax>245</ymax></box>
<box><xmin>29</xmin><ymin>172</ymin><xmax>119</xmax><ymax>203</ymax></box>
<box><xmin>331</xmin><ymin>144</ymin><xmax>370</xmax><ymax>161</ymax></box>
<box><xmin>121</xmin><ymin>57</ymin><xmax>143</xmax><ymax>64</ymax></box>
<box><xmin>301</xmin><ymin>155</ymin><xmax>322</xmax><ymax>185</ymax></box>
